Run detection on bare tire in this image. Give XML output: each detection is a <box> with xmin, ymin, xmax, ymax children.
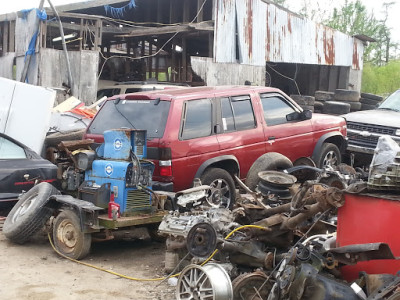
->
<box><xmin>201</xmin><ymin>168</ymin><xmax>236</xmax><ymax>209</ymax></box>
<box><xmin>245</xmin><ymin>153</ymin><xmax>293</xmax><ymax>191</ymax></box>
<box><xmin>314</xmin><ymin>101</ymin><xmax>324</xmax><ymax>113</ymax></box>
<box><xmin>301</xmin><ymin>105</ymin><xmax>314</xmax><ymax>112</ymax></box>
<box><xmin>290</xmin><ymin>95</ymin><xmax>315</xmax><ymax>106</ymax></box>
<box><xmin>3</xmin><ymin>182</ymin><xmax>59</xmax><ymax>244</ymax></box>
<box><xmin>315</xmin><ymin>143</ymin><xmax>341</xmax><ymax>168</ymax></box>
<box><xmin>45</xmin><ymin>129</ymin><xmax>86</xmax><ymax>147</ymax></box>
<box><xmin>322</xmin><ymin>101</ymin><xmax>350</xmax><ymax>115</ymax></box>
<box><xmin>349</xmin><ymin>101</ymin><xmax>362</xmax><ymax>111</ymax></box>
<box><xmin>334</xmin><ymin>89</ymin><xmax>360</xmax><ymax>102</ymax></box>
<box><xmin>361</xmin><ymin>103</ymin><xmax>377</xmax><ymax>110</ymax></box>
<box><xmin>314</xmin><ymin>91</ymin><xmax>334</xmax><ymax>101</ymax></box>
<box><xmin>360</xmin><ymin>92</ymin><xmax>383</xmax><ymax>101</ymax></box>
<box><xmin>53</xmin><ymin>209</ymin><xmax>92</xmax><ymax>260</ymax></box>
<box><xmin>360</xmin><ymin>97</ymin><xmax>381</xmax><ymax>106</ymax></box>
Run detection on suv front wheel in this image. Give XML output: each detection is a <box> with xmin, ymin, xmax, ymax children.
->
<box><xmin>315</xmin><ymin>143</ymin><xmax>341</xmax><ymax>168</ymax></box>
<box><xmin>201</xmin><ymin>168</ymin><xmax>236</xmax><ymax>209</ymax></box>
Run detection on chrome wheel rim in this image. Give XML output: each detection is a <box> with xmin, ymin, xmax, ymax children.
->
<box><xmin>176</xmin><ymin>263</ymin><xmax>233</xmax><ymax>300</ymax></box>
<box><xmin>322</xmin><ymin>150</ymin><xmax>338</xmax><ymax>167</ymax></box>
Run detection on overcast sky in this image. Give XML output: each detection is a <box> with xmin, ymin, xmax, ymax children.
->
<box><xmin>1</xmin><ymin>0</ymin><xmax>399</xmax><ymax>43</ymax></box>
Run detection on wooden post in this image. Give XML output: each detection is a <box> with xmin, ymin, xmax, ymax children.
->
<box><xmin>20</xmin><ymin>0</ymin><xmax>45</xmax><ymax>82</ymax></box>
<box><xmin>182</xmin><ymin>37</ymin><xmax>187</xmax><ymax>82</ymax></box>
<box><xmin>2</xmin><ymin>22</ymin><xmax>9</xmax><ymax>54</ymax></box>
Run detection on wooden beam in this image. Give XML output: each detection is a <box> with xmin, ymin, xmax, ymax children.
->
<box><xmin>117</xmin><ymin>21</ymin><xmax>214</xmax><ymax>38</ymax></box>
<box><xmin>45</xmin><ymin>0</ymin><xmax>129</xmax><ymax>14</ymax></box>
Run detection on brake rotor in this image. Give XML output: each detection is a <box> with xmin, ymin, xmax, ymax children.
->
<box><xmin>258</xmin><ymin>171</ymin><xmax>297</xmax><ymax>188</ymax></box>
<box><xmin>186</xmin><ymin>222</ymin><xmax>218</xmax><ymax>258</ymax></box>
<box><xmin>232</xmin><ymin>271</ymin><xmax>272</xmax><ymax>300</ymax></box>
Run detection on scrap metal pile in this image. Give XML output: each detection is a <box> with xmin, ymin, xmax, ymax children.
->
<box><xmin>158</xmin><ymin>162</ymin><xmax>400</xmax><ymax>300</ymax></box>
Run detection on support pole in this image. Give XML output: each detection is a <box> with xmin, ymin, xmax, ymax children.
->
<box><xmin>20</xmin><ymin>0</ymin><xmax>45</xmax><ymax>83</ymax></box>
<box><xmin>47</xmin><ymin>0</ymin><xmax>75</xmax><ymax>97</ymax></box>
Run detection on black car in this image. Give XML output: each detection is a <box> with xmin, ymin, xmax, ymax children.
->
<box><xmin>0</xmin><ymin>133</ymin><xmax>57</xmax><ymax>211</ymax></box>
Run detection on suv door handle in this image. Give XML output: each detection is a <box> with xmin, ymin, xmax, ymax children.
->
<box><xmin>268</xmin><ymin>136</ymin><xmax>276</xmax><ymax>140</ymax></box>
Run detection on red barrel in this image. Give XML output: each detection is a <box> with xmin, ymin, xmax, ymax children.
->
<box><xmin>337</xmin><ymin>193</ymin><xmax>400</xmax><ymax>281</ymax></box>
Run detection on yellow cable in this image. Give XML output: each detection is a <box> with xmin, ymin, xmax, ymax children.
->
<box><xmin>48</xmin><ymin>224</ymin><xmax>269</xmax><ymax>281</ymax></box>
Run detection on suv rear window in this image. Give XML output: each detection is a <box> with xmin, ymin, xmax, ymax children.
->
<box><xmin>181</xmin><ymin>99</ymin><xmax>212</xmax><ymax>140</ymax></box>
<box><xmin>87</xmin><ymin>99</ymin><xmax>171</xmax><ymax>138</ymax></box>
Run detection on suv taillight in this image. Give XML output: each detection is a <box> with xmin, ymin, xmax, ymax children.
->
<box><xmin>159</xmin><ymin>160</ymin><xmax>172</xmax><ymax>176</ymax></box>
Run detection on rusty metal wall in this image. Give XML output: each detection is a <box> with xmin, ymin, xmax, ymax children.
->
<box><xmin>214</xmin><ymin>0</ymin><xmax>363</xmax><ymax>70</ymax></box>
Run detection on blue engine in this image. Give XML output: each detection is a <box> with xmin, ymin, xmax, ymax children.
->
<box><xmin>84</xmin><ymin>129</ymin><xmax>154</xmax><ymax>216</ymax></box>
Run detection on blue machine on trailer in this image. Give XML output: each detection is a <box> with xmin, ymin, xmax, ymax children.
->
<box><xmin>44</xmin><ymin>128</ymin><xmax>167</xmax><ymax>260</ymax></box>
<box><xmin>85</xmin><ymin>129</ymin><xmax>155</xmax><ymax>215</ymax></box>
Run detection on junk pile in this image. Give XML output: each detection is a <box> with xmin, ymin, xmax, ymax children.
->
<box><xmin>158</xmin><ymin>154</ymin><xmax>400</xmax><ymax>300</ymax></box>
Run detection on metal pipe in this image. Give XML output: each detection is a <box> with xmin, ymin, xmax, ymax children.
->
<box><xmin>47</xmin><ymin>0</ymin><xmax>76</xmax><ymax>97</ymax></box>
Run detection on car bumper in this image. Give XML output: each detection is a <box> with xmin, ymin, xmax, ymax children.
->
<box><xmin>152</xmin><ymin>181</ymin><xmax>174</xmax><ymax>192</ymax></box>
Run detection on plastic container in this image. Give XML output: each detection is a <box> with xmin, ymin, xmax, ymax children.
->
<box><xmin>337</xmin><ymin>193</ymin><xmax>400</xmax><ymax>281</ymax></box>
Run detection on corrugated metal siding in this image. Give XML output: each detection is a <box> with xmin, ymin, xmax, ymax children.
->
<box><xmin>215</xmin><ymin>0</ymin><xmax>363</xmax><ymax>69</ymax></box>
<box><xmin>214</xmin><ymin>0</ymin><xmax>236</xmax><ymax>63</ymax></box>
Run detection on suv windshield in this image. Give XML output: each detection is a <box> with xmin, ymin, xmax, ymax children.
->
<box><xmin>378</xmin><ymin>90</ymin><xmax>400</xmax><ymax>111</ymax></box>
<box><xmin>87</xmin><ymin>99</ymin><xmax>171</xmax><ymax>138</ymax></box>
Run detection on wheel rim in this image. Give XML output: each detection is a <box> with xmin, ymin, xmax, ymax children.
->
<box><xmin>207</xmin><ymin>179</ymin><xmax>231</xmax><ymax>208</ymax></box>
<box><xmin>232</xmin><ymin>272</ymin><xmax>271</xmax><ymax>300</ymax></box>
<box><xmin>56</xmin><ymin>219</ymin><xmax>79</xmax><ymax>253</ymax></box>
<box><xmin>322</xmin><ymin>150</ymin><xmax>338</xmax><ymax>167</ymax></box>
<box><xmin>11</xmin><ymin>193</ymin><xmax>38</xmax><ymax>224</ymax></box>
<box><xmin>176</xmin><ymin>264</ymin><xmax>233</xmax><ymax>300</ymax></box>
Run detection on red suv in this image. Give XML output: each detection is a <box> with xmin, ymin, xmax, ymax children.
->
<box><xmin>85</xmin><ymin>86</ymin><xmax>347</xmax><ymax>206</ymax></box>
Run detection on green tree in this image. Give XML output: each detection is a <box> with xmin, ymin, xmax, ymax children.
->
<box><xmin>270</xmin><ymin>0</ymin><xmax>287</xmax><ymax>7</ymax></box>
<box><xmin>323</xmin><ymin>0</ymin><xmax>393</xmax><ymax>65</ymax></box>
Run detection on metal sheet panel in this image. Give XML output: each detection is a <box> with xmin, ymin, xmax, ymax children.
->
<box><xmin>214</xmin><ymin>0</ymin><xmax>363</xmax><ymax>69</ymax></box>
<box><xmin>235</xmin><ymin>0</ymin><xmax>266</xmax><ymax>66</ymax></box>
<box><xmin>214</xmin><ymin>0</ymin><xmax>236</xmax><ymax>63</ymax></box>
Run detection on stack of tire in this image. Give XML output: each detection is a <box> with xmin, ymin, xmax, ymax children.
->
<box><xmin>321</xmin><ymin>89</ymin><xmax>360</xmax><ymax>115</ymax></box>
<box><xmin>360</xmin><ymin>93</ymin><xmax>383</xmax><ymax>110</ymax></box>
<box><xmin>290</xmin><ymin>94</ymin><xmax>315</xmax><ymax>112</ymax></box>
<box><xmin>314</xmin><ymin>91</ymin><xmax>335</xmax><ymax>113</ymax></box>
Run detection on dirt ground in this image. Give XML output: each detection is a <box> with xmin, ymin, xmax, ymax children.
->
<box><xmin>0</xmin><ymin>222</ymin><xmax>176</xmax><ymax>300</ymax></box>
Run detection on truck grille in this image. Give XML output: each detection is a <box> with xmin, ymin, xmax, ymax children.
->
<box><xmin>347</xmin><ymin>121</ymin><xmax>397</xmax><ymax>149</ymax></box>
<box><xmin>126</xmin><ymin>189</ymin><xmax>151</xmax><ymax>211</ymax></box>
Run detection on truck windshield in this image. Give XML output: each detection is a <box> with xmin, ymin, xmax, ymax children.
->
<box><xmin>87</xmin><ymin>99</ymin><xmax>171</xmax><ymax>138</ymax></box>
<box><xmin>378</xmin><ymin>90</ymin><xmax>400</xmax><ymax>111</ymax></box>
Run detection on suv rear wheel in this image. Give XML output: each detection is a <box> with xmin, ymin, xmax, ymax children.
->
<box><xmin>201</xmin><ymin>168</ymin><xmax>236</xmax><ymax>209</ymax></box>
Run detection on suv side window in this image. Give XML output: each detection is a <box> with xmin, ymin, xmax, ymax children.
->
<box><xmin>261</xmin><ymin>95</ymin><xmax>296</xmax><ymax>126</ymax></box>
<box><xmin>181</xmin><ymin>99</ymin><xmax>212</xmax><ymax>140</ymax></box>
<box><xmin>220</xmin><ymin>95</ymin><xmax>256</xmax><ymax>132</ymax></box>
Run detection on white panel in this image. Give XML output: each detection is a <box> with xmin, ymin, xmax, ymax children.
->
<box><xmin>0</xmin><ymin>77</ymin><xmax>15</xmax><ymax>132</ymax></box>
<box><xmin>0</xmin><ymin>77</ymin><xmax>56</xmax><ymax>153</ymax></box>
